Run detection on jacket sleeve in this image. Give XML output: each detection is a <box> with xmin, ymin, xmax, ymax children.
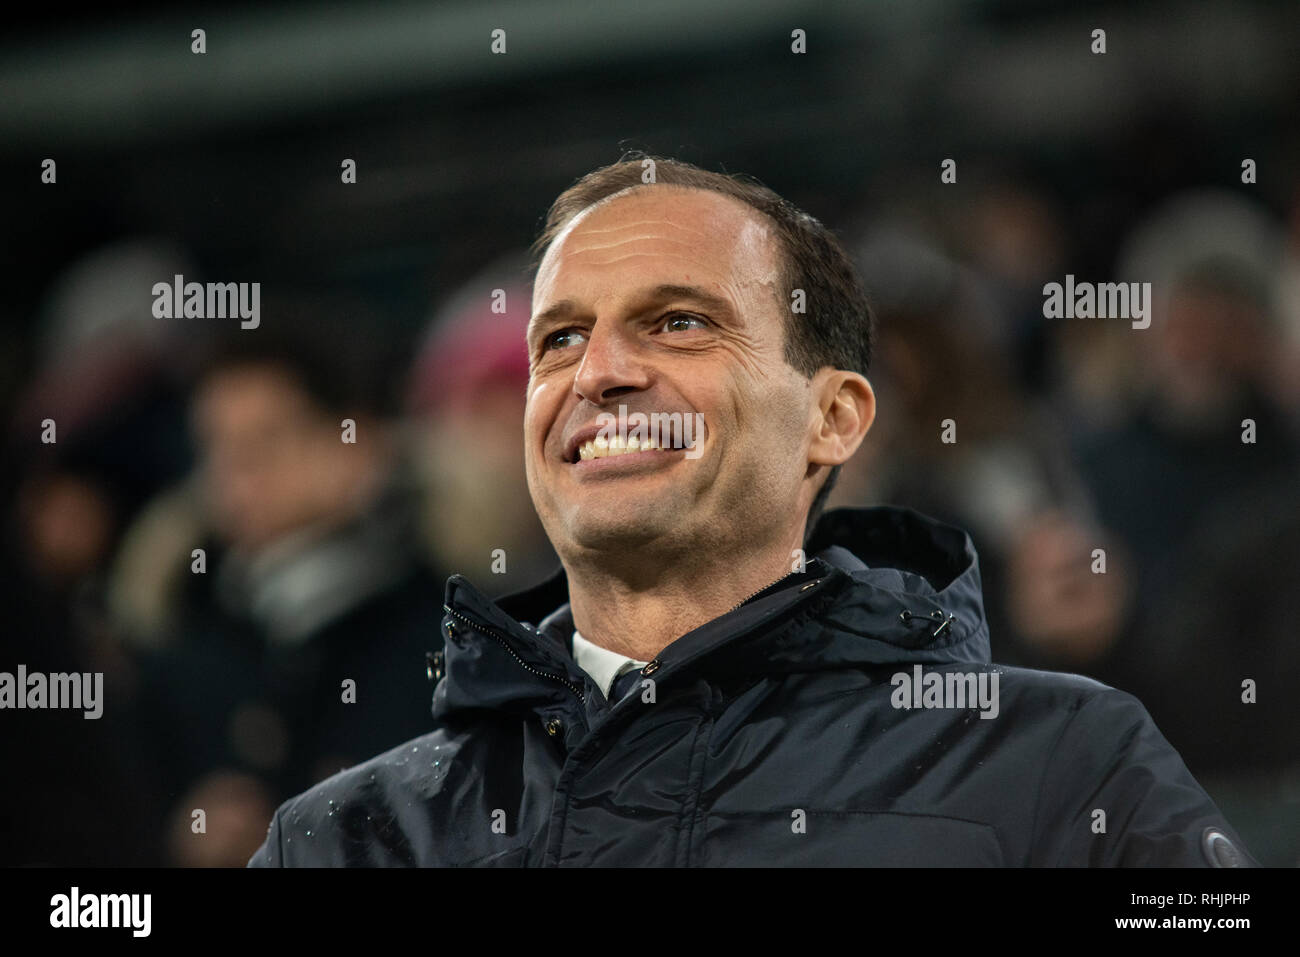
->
<box><xmin>247</xmin><ymin>805</ymin><xmax>286</xmax><ymax>867</ymax></box>
<box><xmin>1031</xmin><ymin>687</ymin><xmax>1256</xmax><ymax>866</ymax></box>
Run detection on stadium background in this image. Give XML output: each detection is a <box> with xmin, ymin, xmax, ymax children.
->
<box><xmin>1</xmin><ymin>0</ymin><xmax>1297</xmax><ymax>865</ymax></box>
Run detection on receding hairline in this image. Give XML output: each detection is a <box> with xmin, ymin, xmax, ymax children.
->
<box><xmin>533</xmin><ymin>181</ymin><xmax>787</xmax><ymax>284</ymax></box>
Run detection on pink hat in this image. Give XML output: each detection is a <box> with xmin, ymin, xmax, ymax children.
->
<box><xmin>406</xmin><ymin>281</ymin><xmax>532</xmax><ymax>415</ymax></box>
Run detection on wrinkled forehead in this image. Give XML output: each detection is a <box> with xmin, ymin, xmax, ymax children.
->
<box><xmin>531</xmin><ymin>186</ymin><xmax>782</xmax><ymax>313</ymax></box>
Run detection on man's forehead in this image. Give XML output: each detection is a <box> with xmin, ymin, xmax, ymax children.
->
<box><xmin>532</xmin><ymin>185</ymin><xmax>780</xmax><ymax>305</ymax></box>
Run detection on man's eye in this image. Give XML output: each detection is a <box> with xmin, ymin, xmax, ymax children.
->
<box><xmin>543</xmin><ymin>328</ymin><xmax>586</xmax><ymax>351</ymax></box>
<box><xmin>660</xmin><ymin>312</ymin><xmax>707</xmax><ymax>333</ymax></box>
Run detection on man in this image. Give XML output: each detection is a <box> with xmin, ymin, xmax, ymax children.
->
<box><xmin>249</xmin><ymin>156</ymin><xmax>1254</xmax><ymax>866</ymax></box>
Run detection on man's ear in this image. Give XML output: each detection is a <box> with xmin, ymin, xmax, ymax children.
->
<box><xmin>808</xmin><ymin>369</ymin><xmax>875</xmax><ymax>467</ymax></box>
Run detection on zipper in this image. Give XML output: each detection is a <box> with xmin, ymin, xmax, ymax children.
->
<box><xmin>723</xmin><ymin>559</ymin><xmax>826</xmax><ymax>616</ymax></box>
<box><xmin>442</xmin><ymin>604</ymin><xmax>587</xmax><ymax>704</ymax></box>
<box><xmin>632</xmin><ymin>560</ymin><xmax>834</xmax><ymax>687</ymax></box>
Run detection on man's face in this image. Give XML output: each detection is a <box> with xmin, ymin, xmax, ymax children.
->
<box><xmin>525</xmin><ymin>186</ymin><xmax>819</xmax><ymax>563</ymax></box>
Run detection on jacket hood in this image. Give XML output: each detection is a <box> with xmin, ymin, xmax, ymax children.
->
<box><xmin>433</xmin><ymin>505</ymin><xmax>990</xmax><ymax>726</ymax></box>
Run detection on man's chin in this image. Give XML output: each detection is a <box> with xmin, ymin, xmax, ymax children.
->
<box><xmin>556</xmin><ymin>502</ymin><xmax>685</xmax><ymax>554</ymax></box>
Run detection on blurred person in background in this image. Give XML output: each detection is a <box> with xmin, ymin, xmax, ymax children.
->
<box><xmin>0</xmin><ymin>239</ymin><xmax>195</xmax><ymax>865</ymax></box>
<box><xmin>1066</xmin><ymin>193</ymin><xmax>1300</xmax><ymax>864</ymax></box>
<box><xmin>121</xmin><ymin>292</ymin><xmax>444</xmax><ymax>866</ymax></box>
<box><xmin>404</xmin><ymin>254</ymin><xmax>558</xmax><ymax>598</ymax></box>
<box><xmin>1075</xmin><ymin>192</ymin><xmax>1296</xmax><ymax>586</ymax></box>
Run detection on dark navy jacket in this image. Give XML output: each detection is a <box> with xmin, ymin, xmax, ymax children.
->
<box><xmin>248</xmin><ymin>506</ymin><xmax>1255</xmax><ymax>866</ymax></box>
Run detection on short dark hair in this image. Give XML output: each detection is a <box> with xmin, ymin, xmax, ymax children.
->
<box><xmin>531</xmin><ymin>153</ymin><xmax>874</xmax><ymax>540</ymax></box>
<box><xmin>194</xmin><ymin>289</ymin><xmax>396</xmax><ymax>418</ymax></box>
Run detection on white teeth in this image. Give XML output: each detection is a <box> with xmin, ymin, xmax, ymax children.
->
<box><xmin>575</xmin><ymin>436</ymin><xmax>664</xmax><ymax>460</ymax></box>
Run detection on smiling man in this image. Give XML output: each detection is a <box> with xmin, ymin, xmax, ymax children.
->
<box><xmin>522</xmin><ymin>174</ymin><xmax>872</xmax><ymax>668</ymax></box>
<box><xmin>249</xmin><ymin>156</ymin><xmax>1254</xmax><ymax>867</ymax></box>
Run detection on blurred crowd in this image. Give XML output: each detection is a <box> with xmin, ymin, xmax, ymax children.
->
<box><xmin>2</xmin><ymin>179</ymin><xmax>1298</xmax><ymax>866</ymax></box>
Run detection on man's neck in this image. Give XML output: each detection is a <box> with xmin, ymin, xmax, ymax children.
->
<box><xmin>564</xmin><ymin>532</ymin><xmax>804</xmax><ymax>662</ymax></box>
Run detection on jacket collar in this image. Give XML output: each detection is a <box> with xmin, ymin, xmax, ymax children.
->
<box><xmin>433</xmin><ymin>506</ymin><xmax>991</xmax><ymax>726</ymax></box>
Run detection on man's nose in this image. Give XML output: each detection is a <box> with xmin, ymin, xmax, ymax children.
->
<box><xmin>572</xmin><ymin>321</ymin><xmax>651</xmax><ymax>404</ymax></box>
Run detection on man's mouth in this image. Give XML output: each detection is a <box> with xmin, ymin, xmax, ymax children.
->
<box><xmin>561</xmin><ymin>412</ymin><xmax>707</xmax><ymax>464</ymax></box>
<box><xmin>570</xmin><ymin>434</ymin><xmax>686</xmax><ymax>463</ymax></box>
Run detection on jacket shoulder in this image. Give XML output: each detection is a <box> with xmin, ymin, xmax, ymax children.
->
<box><xmin>992</xmin><ymin>668</ymin><xmax>1256</xmax><ymax>866</ymax></box>
<box><xmin>964</xmin><ymin>666</ymin><xmax>1255</xmax><ymax>865</ymax></box>
<box><xmin>987</xmin><ymin>664</ymin><xmax>1166</xmax><ymax>726</ymax></box>
<box><xmin>989</xmin><ymin>663</ymin><xmax>1111</xmax><ymax>696</ymax></box>
<box><xmin>248</xmin><ymin>729</ymin><xmax>455</xmax><ymax>867</ymax></box>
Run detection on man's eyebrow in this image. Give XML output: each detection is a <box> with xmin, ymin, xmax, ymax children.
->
<box><xmin>644</xmin><ymin>284</ymin><xmax>734</xmax><ymax>315</ymax></box>
<box><xmin>531</xmin><ymin>299</ymin><xmax>577</xmax><ymax>331</ymax></box>
<box><xmin>527</xmin><ymin>299</ymin><xmax>577</xmax><ymax>353</ymax></box>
